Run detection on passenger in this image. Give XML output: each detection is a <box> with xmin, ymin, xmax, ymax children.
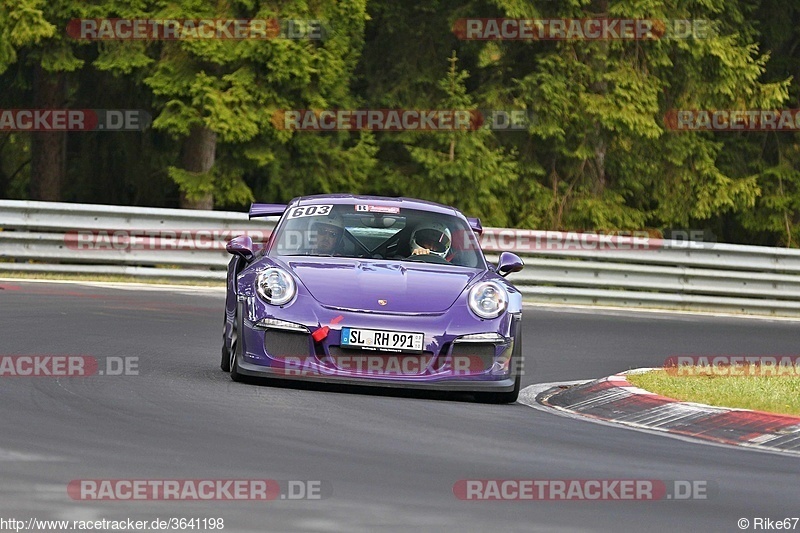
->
<box><xmin>311</xmin><ymin>214</ymin><xmax>344</xmax><ymax>256</ymax></box>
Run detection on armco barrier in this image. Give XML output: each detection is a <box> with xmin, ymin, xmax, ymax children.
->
<box><xmin>1</xmin><ymin>200</ymin><xmax>800</xmax><ymax>317</ymax></box>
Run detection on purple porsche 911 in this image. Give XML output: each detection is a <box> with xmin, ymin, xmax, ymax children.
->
<box><xmin>221</xmin><ymin>194</ymin><xmax>525</xmax><ymax>403</ymax></box>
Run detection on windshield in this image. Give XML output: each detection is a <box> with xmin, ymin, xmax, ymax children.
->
<box><xmin>269</xmin><ymin>203</ymin><xmax>485</xmax><ymax>268</ymax></box>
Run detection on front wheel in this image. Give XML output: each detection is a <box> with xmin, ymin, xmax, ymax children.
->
<box><xmin>229</xmin><ymin>307</ymin><xmax>244</xmax><ymax>382</ymax></box>
<box><xmin>221</xmin><ymin>316</ymin><xmax>232</xmax><ymax>372</ymax></box>
<box><xmin>220</xmin><ymin>344</ymin><xmax>230</xmax><ymax>372</ymax></box>
<box><xmin>477</xmin><ymin>324</ymin><xmax>522</xmax><ymax>404</ymax></box>
<box><xmin>476</xmin><ymin>373</ymin><xmax>521</xmax><ymax>404</ymax></box>
<box><xmin>220</xmin><ymin>311</ymin><xmax>237</xmax><ymax>372</ymax></box>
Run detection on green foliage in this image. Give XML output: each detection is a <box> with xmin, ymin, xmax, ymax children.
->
<box><xmin>0</xmin><ymin>0</ymin><xmax>799</xmax><ymax>247</ymax></box>
<box><xmin>166</xmin><ymin>165</ymin><xmax>215</xmax><ymax>203</ymax></box>
<box><xmin>169</xmin><ymin>163</ymin><xmax>255</xmax><ymax>208</ymax></box>
<box><xmin>262</xmin><ymin>131</ymin><xmax>378</xmax><ymax>201</ymax></box>
<box><xmin>739</xmin><ymin>151</ymin><xmax>800</xmax><ymax>246</ymax></box>
<box><xmin>399</xmin><ymin>52</ymin><xmax>520</xmax><ymax>226</ymax></box>
<box><xmin>0</xmin><ymin>0</ymin><xmax>55</xmax><ymax>73</ymax></box>
<box><xmin>476</xmin><ymin>0</ymin><xmax>791</xmax><ymax>234</ymax></box>
<box><xmin>92</xmin><ymin>0</ymin><xmax>371</xmax><ymax>206</ymax></box>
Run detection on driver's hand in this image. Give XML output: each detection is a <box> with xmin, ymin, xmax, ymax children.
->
<box><xmin>411</xmin><ymin>247</ymin><xmax>430</xmax><ymax>255</ymax></box>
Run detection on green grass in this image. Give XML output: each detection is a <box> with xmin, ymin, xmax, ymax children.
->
<box><xmin>627</xmin><ymin>370</ymin><xmax>800</xmax><ymax>416</ymax></box>
<box><xmin>0</xmin><ymin>271</ymin><xmax>223</xmax><ymax>287</ymax></box>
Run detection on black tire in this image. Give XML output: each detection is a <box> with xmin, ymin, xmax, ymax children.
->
<box><xmin>220</xmin><ymin>344</ymin><xmax>230</xmax><ymax>372</ymax></box>
<box><xmin>477</xmin><ymin>324</ymin><xmax>523</xmax><ymax>404</ymax></box>
<box><xmin>221</xmin><ymin>312</ymin><xmax>232</xmax><ymax>372</ymax></box>
<box><xmin>230</xmin><ymin>307</ymin><xmax>244</xmax><ymax>382</ymax></box>
<box><xmin>477</xmin><ymin>373</ymin><xmax>521</xmax><ymax>404</ymax></box>
<box><xmin>221</xmin><ymin>310</ymin><xmax>237</xmax><ymax>372</ymax></box>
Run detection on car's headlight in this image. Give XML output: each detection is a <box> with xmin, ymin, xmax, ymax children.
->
<box><xmin>256</xmin><ymin>268</ymin><xmax>296</xmax><ymax>306</ymax></box>
<box><xmin>468</xmin><ymin>281</ymin><xmax>508</xmax><ymax>319</ymax></box>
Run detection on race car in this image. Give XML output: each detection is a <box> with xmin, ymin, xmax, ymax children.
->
<box><xmin>221</xmin><ymin>194</ymin><xmax>525</xmax><ymax>403</ymax></box>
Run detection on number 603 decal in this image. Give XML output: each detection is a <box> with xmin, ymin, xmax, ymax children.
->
<box><xmin>287</xmin><ymin>205</ymin><xmax>333</xmax><ymax>218</ymax></box>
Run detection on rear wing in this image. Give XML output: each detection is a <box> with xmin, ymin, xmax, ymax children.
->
<box><xmin>467</xmin><ymin>217</ymin><xmax>483</xmax><ymax>236</ymax></box>
<box><xmin>249</xmin><ymin>203</ymin><xmax>287</xmax><ymax>219</ymax></box>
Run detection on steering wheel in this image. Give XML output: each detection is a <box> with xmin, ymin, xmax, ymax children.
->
<box><xmin>405</xmin><ymin>253</ymin><xmax>450</xmax><ymax>265</ymax></box>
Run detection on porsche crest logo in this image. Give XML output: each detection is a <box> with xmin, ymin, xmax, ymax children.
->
<box><xmin>378</xmin><ymin>299</ymin><xmax>388</xmax><ymax>306</ymax></box>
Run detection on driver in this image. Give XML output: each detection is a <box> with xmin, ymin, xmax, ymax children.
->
<box><xmin>310</xmin><ymin>213</ymin><xmax>344</xmax><ymax>255</ymax></box>
<box><xmin>410</xmin><ymin>222</ymin><xmax>452</xmax><ymax>259</ymax></box>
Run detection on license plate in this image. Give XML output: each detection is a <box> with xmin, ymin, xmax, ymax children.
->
<box><xmin>340</xmin><ymin>327</ymin><xmax>424</xmax><ymax>353</ymax></box>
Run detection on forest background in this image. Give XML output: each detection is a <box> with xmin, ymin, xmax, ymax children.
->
<box><xmin>1</xmin><ymin>0</ymin><xmax>799</xmax><ymax>246</ymax></box>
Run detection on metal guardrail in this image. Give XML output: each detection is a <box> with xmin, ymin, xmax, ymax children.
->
<box><xmin>1</xmin><ymin>200</ymin><xmax>799</xmax><ymax>317</ymax></box>
<box><xmin>0</xmin><ymin>200</ymin><xmax>270</xmax><ymax>273</ymax></box>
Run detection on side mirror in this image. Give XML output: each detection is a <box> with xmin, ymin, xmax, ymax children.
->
<box><xmin>226</xmin><ymin>235</ymin><xmax>255</xmax><ymax>261</ymax></box>
<box><xmin>497</xmin><ymin>251</ymin><xmax>523</xmax><ymax>277</ymax></box>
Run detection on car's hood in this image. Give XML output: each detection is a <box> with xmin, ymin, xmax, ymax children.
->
<box><xmin>281</xmin><ymin>258</ymin><xmax>482</xmax><ymax>313</ymax></box>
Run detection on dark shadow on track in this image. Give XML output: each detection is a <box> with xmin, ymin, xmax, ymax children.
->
<box><xmin>226</xmin><ymin>370</ymin><xmax>490</xmax><ymax>403</ymax></box>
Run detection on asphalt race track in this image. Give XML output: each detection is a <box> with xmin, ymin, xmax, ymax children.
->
<box><xmin>1</xmin><ymin>280</ymin><xmax>799</xmax><ymax>532</ymax></box>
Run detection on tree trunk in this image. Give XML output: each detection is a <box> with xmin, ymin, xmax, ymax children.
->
<box><xmin>29</xmin><ymin>65</ymin><xmax>66</xmax><ymax>201</ymax></box>
<box><xmin>589</xmin><ymin>0</ymin><xmax>608</xmax><ymax>196</ymax></box>
<box><xmin>593</xmin><ymin>137</ymin><xmax>606</xmax><ymax>195</ymax></box>
<box><xmin>178</xmin><ymin>125</ymin><xmax>216</xmax><ymax>209</ymax></box>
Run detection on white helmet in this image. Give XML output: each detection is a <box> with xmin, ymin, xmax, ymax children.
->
<box><xmin>411</xmin><ymin>222</ymin><xmax>452</xmax><ymax>258</ymax></box>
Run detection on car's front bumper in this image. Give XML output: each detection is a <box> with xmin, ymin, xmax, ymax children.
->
<box><xmin>233</xmin><ymin>357</ymin><xmax>519</xmax><ymax>391</ymax></box>
<box><xmin>234</xmin><ymin>296</ymin><xmax>523</xmax><ymax>392</ymax></box>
